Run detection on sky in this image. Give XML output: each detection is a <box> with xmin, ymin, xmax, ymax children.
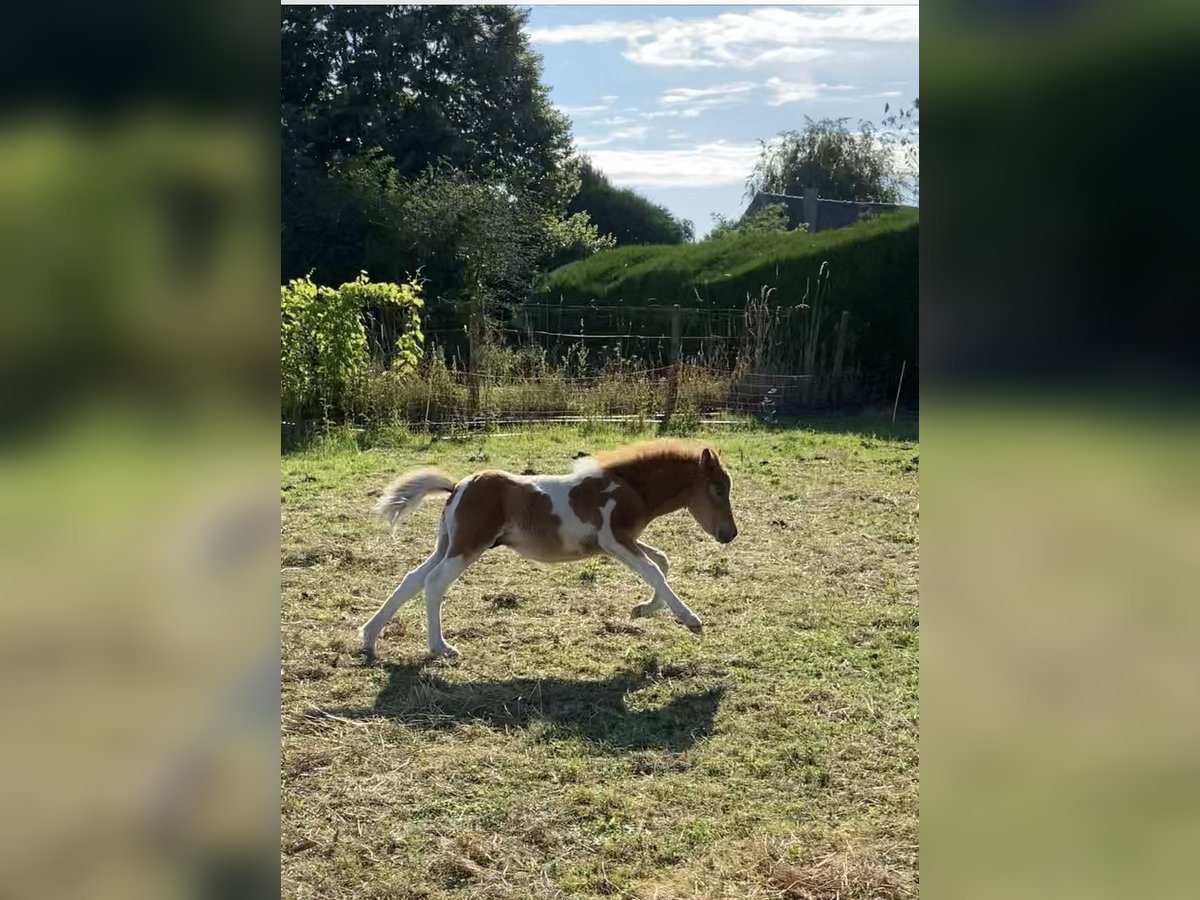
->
<box><xmin>526</xmin><ymin>4</ymin><xmax>919</xmax><ymax>237</ymax></box>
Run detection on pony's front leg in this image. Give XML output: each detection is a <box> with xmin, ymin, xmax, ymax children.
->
<box><xmin>602</xmin><ymin>536</ymin><xmax>702</xmax><ymax>634</ymax></box>
<box><xmin>631</xmin><ymin>541</ymin><xmax>669</xmax><ymax>619</ymax></box>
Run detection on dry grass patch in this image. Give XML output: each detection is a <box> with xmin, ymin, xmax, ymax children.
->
<box><xmin>761</xmin><ymin>832</ymin><xmax>917</xmax><ymax>900</ymax></box>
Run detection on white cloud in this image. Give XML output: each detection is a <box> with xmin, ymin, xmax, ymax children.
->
<box><xmin>641</xmin><ymin>81</ymin><xmax>756</xmax><ymax>120</ymax></box>
<box><xmin>748</xmin><ymin>47</ymin><xmax>834</xmax><ymax>68</ymax></box>
<box><xmin>764</xmin><ymin>78</ymin><xmax>856</xmax><ymax>106</ymax></box>
<box><xmin>555</xmin><ymin>95</ymin><xmax>620</xmax><ymax>120</ymax></box>
<box><xmin>640</xmin><ymin>106</ymin><xmax>706</xmax><ymax>120</ymax></box>
<box><xmin>661</xmin><ymin>82</ymin><xmax>755</xmax><ymax>105</ymax></box>
<box><xmin>582</xmin><ymin>141</ymin><xmax>762</xmax><ymax>189</ymax></box>
<box><xmin>594</xmin><ymin>114</ymin><xmax>637</xmax><ymax>126</ymax></box>
<box><xmin>556</xmin><ymin>104</ymin><xmax>610</xmax><ymax>118</ymax></box>
<box><xmin>575</xmin><ymin>126</ymin><xmax>651</xmax><ymax>149</ymax></box>
<box><xmin>638</xmin><ymin>79</ymin><xmax>856</xmax><ymax>111</ymax></box>
<box><xmin>530</xmin><ymin>21</ymin><xmax>655</xmax><ymax>45</ymax></box>
<box><xmin>530</xmin><ymin>7</ymin><xmax>918</xmax><ymax>70</ymax></box>
<box><xmin>764</xmin><ymin>77</ymin><xmax>820</xmax><ymax>105</ymax></box>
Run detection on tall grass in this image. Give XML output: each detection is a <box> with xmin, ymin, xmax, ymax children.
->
<box><xmin>284</xmin><ymin>274</ymin><xmax>882</xmax><ymax>441</ymax></box>
<box><xmin>347</xmin><ymin>340</ymin><xmax>736</xmax><ymax>432</ymax></box>
<box><xmin>733</xmin><ymin>269</ymin><xmax>868</xmax><ymax>408</ymax></box>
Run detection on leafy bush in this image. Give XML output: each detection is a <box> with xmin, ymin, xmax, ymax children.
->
<box><xmin>281</xmin><ymin>272</ymin><xmax>424</xmax><ymax>420</ymax></box>
<box><xmin>338</xmin><ymin>273</ymin><xmax>425</xmax><ymax>372</ymax></box>
<box><xmin>541</xmin><ymin>210</ymin><xmax>617</xmax><ymax>270</ymax></box>
<box><xmin>707</xmin><ymin>202</ymin><xmax>793</xmax><ymax>241</ymax></box>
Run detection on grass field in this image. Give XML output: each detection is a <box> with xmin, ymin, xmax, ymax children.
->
<box><xmin>281</xmin><ymin>420</ymin><xmax>919</xmax><ymax>899</ymax></box>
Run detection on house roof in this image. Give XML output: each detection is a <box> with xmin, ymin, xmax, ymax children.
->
<box><xmin>744</xmin><ymin>190</ymin><xmax>916</xmax><ymax>233</ymax></box>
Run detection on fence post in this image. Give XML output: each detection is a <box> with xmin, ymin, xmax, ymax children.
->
<box><xmin>803</xmin><ymin>186</ymin><xmax>819</xmax><ymax>232</ymax></box>
<box><xmin>659</xmin><ymin>304</ymin><xmax>683</xmax><ymax>433</ymax></box>
<box><xmin>831</xmin><ymin>310</ymin><xmax>850</xmax><ymax>403</ymax></box>
<box><xmin>671</xmin><ymin>303</ymin><xmax>682</xmax><ymax>367</ymax></box>
<box><xmin>467</xmin><ymin>294</ymin><xmax>482</xmax><ymax>419</ymax></box>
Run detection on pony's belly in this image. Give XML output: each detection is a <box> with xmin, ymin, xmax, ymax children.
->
<box><xmin>503</xmin><ymin>532</ymin><xmax>597</xmax><ymax>563</ymax></box>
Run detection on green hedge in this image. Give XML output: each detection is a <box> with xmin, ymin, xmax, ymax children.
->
<box><xmin>538</xmin><ymin>209</ymin><xmax>918</xmax><ymax>402</ymax></box>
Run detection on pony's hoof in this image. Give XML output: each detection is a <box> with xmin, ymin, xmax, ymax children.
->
<box><xmin>428</xmin><ymin>643</ymin><xmax>459</xmax><ymax>659</ymax></box>
<box><xmin>631</xmin><ymin>603</ymin><xmax>650</xmax><ymax>618</ymax></box>
<box><xmin>685</xmin><ymin>618</ymin><xmax>704</xmax><ymax>634</ymax></box>
<box><xmin>357</xmin><ymin>630</ymin><xmax>378</xmax><ymax>663</ymax></box>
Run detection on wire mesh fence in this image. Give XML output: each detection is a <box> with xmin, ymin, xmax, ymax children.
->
<box><xmin>290</xmin><ymin>293</ymin><xmax>916</xmax><ymax>438</ymax></box>
<box><xmin>343</xmin><ymin>359</ymin><xmax>910</xmax><ymax>432</ymax></box>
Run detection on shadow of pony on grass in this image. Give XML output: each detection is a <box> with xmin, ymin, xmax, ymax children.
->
<box><xmin>320</xmin><ymin>661</ymin><xmax>726</xmax><ymax>752</ymax></box>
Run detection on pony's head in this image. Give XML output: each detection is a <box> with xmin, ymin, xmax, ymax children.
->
<box><xmin>689</xmin><ymin>446</ymin><xmax>738</xmax><ymax>544</ymax></box>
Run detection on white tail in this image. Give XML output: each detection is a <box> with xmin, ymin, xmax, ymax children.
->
<box><xmin>374</xmin><ymin>467</ymin><xmax>457</xmax><ymax>529</ymax></box>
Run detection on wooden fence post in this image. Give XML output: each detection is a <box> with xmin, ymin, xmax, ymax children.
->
<box><xmin>831</xmin><ymin>310</ymin><xmax>850</xmax><ymax>403</ymax></box>
<box><xmin>467</xmin><ymin>293</ymin><xmax>482</xmax><ymax>419</ymax></box>
<box><xmin>659</xmin><ymin>304</ymin><xmax>683</xmax><ymax>432</ymax></box>
<box><xmin>671</xmin><ymin>303</ymin><xmax>682</xmax><ymax>367</ymax></box>
<box><xmin>803</xmin><ymin>186</ymin><xmax>819</xmax><ymax>232</ymax></box>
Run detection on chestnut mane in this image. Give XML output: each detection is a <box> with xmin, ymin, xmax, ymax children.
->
<box><xmin>589</xmin><ymin>439</ymin><xmax>706</xmax><ymax>470</ymax></box>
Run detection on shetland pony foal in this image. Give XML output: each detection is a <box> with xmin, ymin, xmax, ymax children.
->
<box><xmin>359</xmin><ymin>440</ymin><xmax>738</xmax><ymax>660</ymax></box>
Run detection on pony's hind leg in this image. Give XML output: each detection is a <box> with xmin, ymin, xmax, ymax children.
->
<box><xmin>631</xmin><ymin>541</ymin><xmax>670</xmax><ymax>618</ymax></box>
<box><xmin>358</xmin><ymin>526</ymin><xmax>449</xmax><ymax>660</ymax></box>
<box><xmin>421</xmin><ymin>551</ymin><xmax>481</xmax><ymax>658</ymax></box>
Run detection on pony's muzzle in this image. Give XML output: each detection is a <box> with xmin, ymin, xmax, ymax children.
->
<box><xmin>717</xmin><ymin>525</ymin><xmax>737</xmax><ymax>544</ymax></box>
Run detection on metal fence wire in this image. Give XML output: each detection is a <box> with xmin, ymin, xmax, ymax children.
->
<box><xmin>333</xmin><ymin>296</ymin><xmax>916</xmax><ymax>433</ymax></box>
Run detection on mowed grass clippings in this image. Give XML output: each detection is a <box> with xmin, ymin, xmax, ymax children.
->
<box><xmin>281</xmin><ymin>422</ymin><xmax>919</xmax><ymax>899</ymax></box>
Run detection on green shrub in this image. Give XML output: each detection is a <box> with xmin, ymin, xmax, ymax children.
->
<box><xmin>281</xmin><ymin>272</ymin><xmax>424</xmax><ymax>420</ymax></box>
<box><xmin>338</xmin><ymin>272</ymin><xmax>425</xmax><ymax>372</ymax></box>
<box><xmin>707</xmin><ymin>202</ymin><xmax>792</xmax><ymax>241</ymax></box>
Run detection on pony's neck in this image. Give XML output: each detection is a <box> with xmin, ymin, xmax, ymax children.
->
<box><xmin>610</xmin><ymin>455</ymin><xmax>698</xmax><ymax>521</ymax></box>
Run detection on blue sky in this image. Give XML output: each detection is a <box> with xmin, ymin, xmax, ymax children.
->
<box><xmin>526</xmin><ymin>4</ymin><xmax>919</xmax><ymax>237</ymax></box>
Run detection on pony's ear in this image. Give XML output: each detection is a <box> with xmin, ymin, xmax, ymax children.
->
<box><xmin>700</xmin><ymin>447</ymin><xmax>718</xmax><ymax>471</ymax></box>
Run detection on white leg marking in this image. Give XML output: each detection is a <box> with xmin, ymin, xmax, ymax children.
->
<box><xmin>632</xmin><ymin>541</ymin><xmax>670</xmax><ymax>618</ymax></box>
<box><xmin>422</xmin><ymin>553</ymin><xmax>475</xmax><ymax>657</ymax></box>
<box><xmin>600</xmin><ymin>535</ymin><xmax>702</xmax><ymax>633</ymax></box>
<box><xmin>359</xmin><ymin>527</ymin><xmax>449</xmax><ymax>658</ymax></box>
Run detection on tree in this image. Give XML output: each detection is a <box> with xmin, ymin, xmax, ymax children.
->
<box><xmin>281</xmin><ymin>5</ymin><xmax>583</xmax><ymax>284</ymax></box>
<box><xmin>567</xmin><ymin>158</ymin><xmax>692</xmax><ymax>247</ymax></box>
<box><xmin>319</xmin><ymin>153</ymin><xmax>608</xmax><ymax>323</ymax></box>
<box><xmin>282</xmin><ymin>5</ymin><xmax>573</xmax><ymax>193</ymax></box>
<box><xmin>748</xmin><ymin>117</ymin><xmax>903</xmax><ymax>204</ymax></box>
<box><xmin>878</xmin><ymin>98</ymin><xmax>919</xmax><ymax>199</ymax></box>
